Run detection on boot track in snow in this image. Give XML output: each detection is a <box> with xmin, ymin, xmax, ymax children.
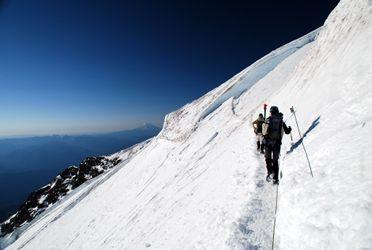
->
<box><xmin>230</xmin><ymin>150</ymin><xmax>278</xmax><ymax>249</ymax></box>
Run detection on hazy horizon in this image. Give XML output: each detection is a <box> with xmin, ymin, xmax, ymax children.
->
<box><xmin>0</xmin><ymin>122</ymin><xmax>161</xmax><ymax>139</ymax></box>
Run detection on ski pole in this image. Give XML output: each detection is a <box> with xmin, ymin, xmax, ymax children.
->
<box><xmin>261</xmin><ymin>103</ymin><xmax>268</xmax><ymax>152</ymax></box>
<box><xmin>290</xmin><ymin>106</ymin><xmax>314</xmax><ymax>177</ymax></box>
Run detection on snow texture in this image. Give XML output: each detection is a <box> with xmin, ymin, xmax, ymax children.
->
<box><xmin>2</xmin><ymin>0</ymin><xmax>372</xmax><ymax>249</ymax></box>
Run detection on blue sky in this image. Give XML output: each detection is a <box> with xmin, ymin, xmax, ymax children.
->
<box><xmin>0</xmin><ymin>0</ymin><xmax>339</xmax><ymax>137</ymax></box>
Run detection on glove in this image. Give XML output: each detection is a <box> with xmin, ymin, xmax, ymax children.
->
<box><xmin>288</xmin><ymin>126</ymin><xmax>292</xmax><ymax>133</ymax></box>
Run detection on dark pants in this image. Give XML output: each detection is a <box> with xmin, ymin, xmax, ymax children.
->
<box><xmin>264</xmin><ymin>140</ymin><xmax>281</xmax><ymax>181</ymax></box>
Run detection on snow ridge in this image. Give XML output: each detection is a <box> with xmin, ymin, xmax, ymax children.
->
<box><xmin>198</xmin><ymin>29</ymin><xmax>319</xmax><ymax>121</ymax></box>
<box><xmin>159</xmin><ymin>29</ymin><xmax>319</xmax><ymax>142</ymax></box>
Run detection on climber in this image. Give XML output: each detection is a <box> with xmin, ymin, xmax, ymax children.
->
<box><xmin>252</xmin><ymin>113</ymin><xmax>265</xmax><ymax>153</ymax></box>
<box><xmin>262</xmin><ymin>106</ymin><xmax>292</xmax><ymax>184</ymax></box>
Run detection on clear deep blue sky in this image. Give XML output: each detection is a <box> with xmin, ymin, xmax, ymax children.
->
<box><xmin>0</xmin><ymin>0</ymin><xmax>339</xmax><ymax>137</ymax></box>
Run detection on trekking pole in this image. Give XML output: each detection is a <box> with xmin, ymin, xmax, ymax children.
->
<box><xmin>271</xmin><ymin>182</ymin><xmax>279</xmax><ymax>250</ymax></box>
<box><xmin>261</xmin><ymin>103</ymin><xmax>268</xmax><ymax>153</ymax></box>
<box><xmin>290</xmin><ymin>106</ymin><xmax>314</xmax><ymax>177</ymax></box>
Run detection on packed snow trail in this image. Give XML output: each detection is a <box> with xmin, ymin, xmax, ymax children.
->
<box><xmin>228</xmin><ymin>150</ymin><xmax>277</xmax><ymax>249</ymax></box>
<box><xmin>3</xmin><ymin>0</ymin><xmax>372</xmax><ymax>249</ymax></box>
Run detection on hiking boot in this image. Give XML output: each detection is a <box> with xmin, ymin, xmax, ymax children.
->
<box><xmin>273</xmin><ymin>179</ymin><xmax>279</xmax><ymax>185</ymax></box>
<box><xmin>266</xmin><ymin>174</ymin><xmax>272</xmax><ymax>182</ymax></box>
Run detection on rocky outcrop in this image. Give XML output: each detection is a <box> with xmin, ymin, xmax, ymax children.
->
<box><xmin>0</xmin><ymin>156</ymin><xmax>121</xmax><ymax>236</ymax></box>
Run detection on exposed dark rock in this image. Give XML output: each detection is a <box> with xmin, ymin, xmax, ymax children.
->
<box><xmin>0</xmin><ymin>156</ymin><xmax>121</xmax><ymax>237</ymax></box>
<box><xmin>60</xmin><ymin>166</ymin><xmax>78</xmax><ymax>179</ymax></box>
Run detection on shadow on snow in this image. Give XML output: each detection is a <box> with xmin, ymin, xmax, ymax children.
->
<box><xmin>287</xmin><ymin>116</ymin><xmax>320</xmax><ymax>154</ymax></box>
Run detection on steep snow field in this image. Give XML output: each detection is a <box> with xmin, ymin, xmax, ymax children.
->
<box><xmin>2</xmin><ymin>0</ymin><xmax>372</xmax><ymax>249</ymax></box>
<box><xmin>273</xmin><ymin>0</ymin><xmax>372</xmax><ymax>248</ymax></box>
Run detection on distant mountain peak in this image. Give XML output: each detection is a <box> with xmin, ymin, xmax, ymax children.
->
<box><xmin>139</xmin><ymin>123</ymin><xmax>159</xmax><ymax>130</ymax></box>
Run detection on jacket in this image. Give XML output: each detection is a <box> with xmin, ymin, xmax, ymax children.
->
<box><xmin>252</xmin><ymin>117</ymin><xmax>264</xmax><ymax>134</ymax></box>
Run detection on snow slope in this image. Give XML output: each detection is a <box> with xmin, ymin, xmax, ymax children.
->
<box><xmin>2</xmin><ymin>0</ymin><xmax>372</xmax><ymax>249</ymax></box>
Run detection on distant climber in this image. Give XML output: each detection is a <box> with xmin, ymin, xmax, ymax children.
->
<box><xmin>262</xmin><ymin>106</ymin><xmax>292</xmax><ymax>184</ymax></box>
<box><xmin>252</xmin><ymin>113</ymin><xmax>265</xmax><ymax>153</ymax></box>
